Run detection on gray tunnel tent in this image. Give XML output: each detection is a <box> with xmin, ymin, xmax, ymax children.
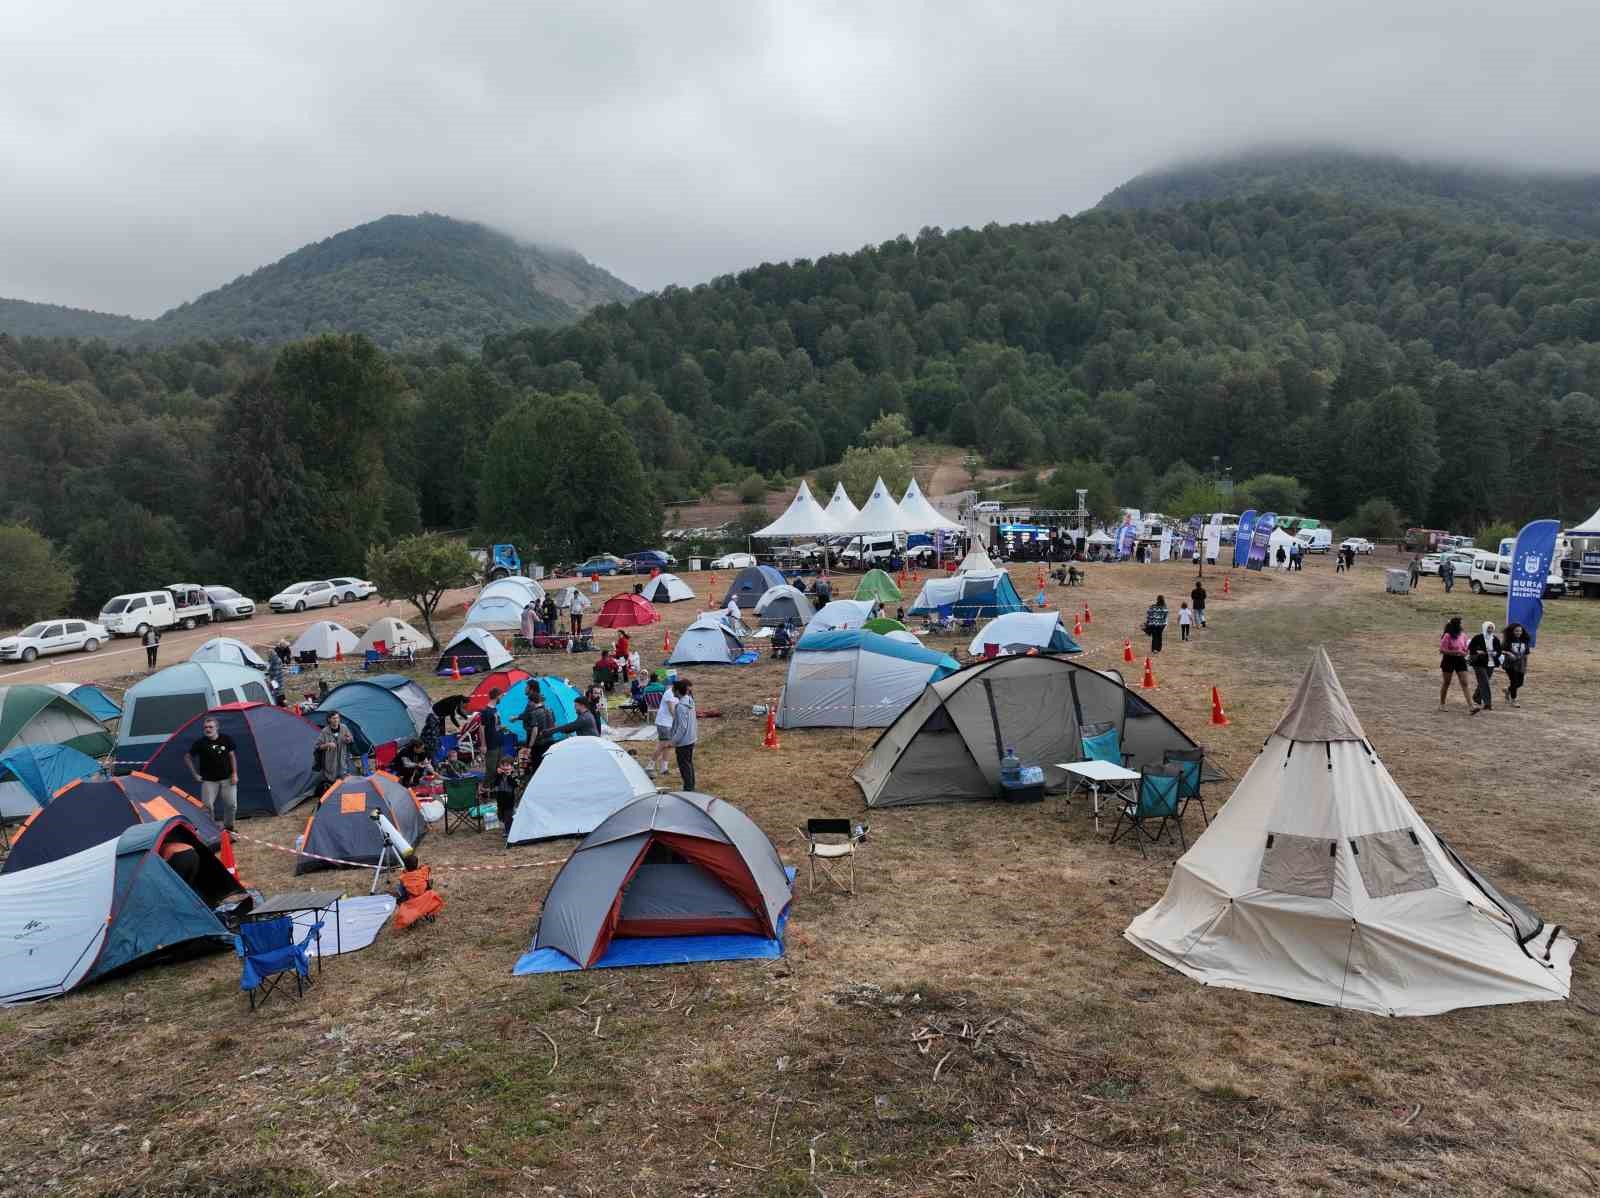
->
<box><xmin>852</xmin><ymin>654</ymin><xmax>1215</xmax><ymax>808</ymax></box>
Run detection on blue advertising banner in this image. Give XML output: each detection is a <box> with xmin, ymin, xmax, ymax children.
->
<box><xmin>1115</xmin><ymin>521</ymin><xmax>1136</xmax><ymax>560</ymax></box>
<box><xmin>1507</xmin><ymin>519</ymin><xmax>1560</xmax><ymax>647</ymax></box>
<box><xmin>1232</xmin><ymin>510</ymin><xmax>1258</xmax><ymax>568</ymax></box>
<box><xmin>1248</xmin><ymin>512</ymin><xmax>1277</xmax><ymax>571</ymax></box>
<box><xmin>1181</xmin><ymin>515</ymin><xmax>1202</xmax><ymax>560</ymax></box>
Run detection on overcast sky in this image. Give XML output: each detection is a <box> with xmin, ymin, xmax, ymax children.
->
<box><xmin>4</xmin><ymin>0</ymin><xmax>1598</xmax><ymax>316</ymax></box>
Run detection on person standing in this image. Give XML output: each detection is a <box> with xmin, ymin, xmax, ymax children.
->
<box><xmin>480</xmin><ymin>688</ymin><xmax>503</xmax><ymax>780</ymax></box>
<box><xmin>1143</xmin><ymin>594</ymin><xmax>1169</xmax><ymax>654</ymax></box>
<box><xmin>568</xmin><ymin>588</ymin><xmax>590</xmax><ymax>637</ymax></box>
<box><xmin>1467</xmin><ymin>621</ymin><xmax>1502</xmax><ymax>713</ymax></box>
<box><xmin>540</xmin><ymin>594</ymin><xmax>557</xmax><ymax>636</ymax></box>
<box><xmin>1408</xmin><ymin>555</ymin><xmax>1422</xmax><ymax>591</ymax></box>
<box><xmin>186</xmin><ymin>717</ymin><xmax>239</xmax><ymax>832</ymax></box>
<box><xmin>553</xmin><ymin>694</ymin><xmax>600</xmax><ymax>737</ymax></box>
<box><xmin>668</xmin><ymin>679</ymin><xmax>697</xmax><ymax>791</ymax></box>
<box><xmin>520</xmin><ymin>601</ymin><xmax>538</xmax><ymax>646</ymax></box>
<box><xmin>143</xmin><ymin>625</ymin><xmax>161</xmax><ymax>670</ymax></box>
<box><xmin>1335</xmin><ymin>550</ymin><xmax>1346</xmax><ymax>574</ymax></box>
<box><xmin>723</xmin><ymin>594</ymin><xmax>743</xmax><ymax>630</ymax></box>
<box><xmin>650</xmin><ymin>675</ymin><xmax>679</xmax><ymax>778</ymax></box>
<box><xmin>1177</xmin><ymin>601</ymin><xmax>1193</xmax><ymax>642</ymax></box>
<box><xmin>1440</xmin><ymin>556</ymin><xmax>1456</xmax><ymax>594</ymax></box>
<box><xmin>1438</xmin><ymin>617</ymin><xmax>1475</xmax><ymax>711</ymax></box>
<box><xmin>1190</xmin><ymin>578</ymin><xmax>1207</xmax><ymax>628</ymax></box>
<box><xmin>1501</xmin><ymin>622</ymin><xmax>1531</xmax><ymax>707</ymax></box>
<box><xmin>519</xmin><ymin>689</ymin><xmax>555</xmax><ymax>772</ymax></box>
<box><xmin>316</xmin><ymin>712</ymin><xmax>355</xmax><ymax>787</ymax></box>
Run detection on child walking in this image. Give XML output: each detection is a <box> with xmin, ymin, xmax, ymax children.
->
<box><xmin>1178</xmin><ymin>601</ymin><xmax>1193</xmax><ymax>642</ymax></box>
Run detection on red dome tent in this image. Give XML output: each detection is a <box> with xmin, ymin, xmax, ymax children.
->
<box><xmin>594</xmin><ymin>594</ymin><xmax>660</xmax><ymax>629</ymax></box>
<box><xmin>2</xmin><ymin>773</ymin><xmax>222</xmax><ymax>875</ymax></box>
<box><xmin>466</xmin><ymin>668</ymin><xmax>534</xmax><ymax>713</ymax></box>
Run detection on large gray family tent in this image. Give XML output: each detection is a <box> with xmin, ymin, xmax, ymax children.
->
<box><xmin>525</xmin><ymin>791</ymin><xmax>791</xmax><ymax>970</ymax></box>
<box><xmin>721</xmin><ymin>565</ymin><xmax>786</xmax><ymax>609</ymax></box>
<box><xmin>853</xmin><ymin>655</ymin><xmax>1209</xmax><ymax>808</ymax></box>
<box><xmin>0</xmin><ymin>816</ymin><xmax>239</xmax><ymax>1003</ymax></box>
<box><xmin>753</xmin><ymin>584</ymin><xmax>815</xmax><ymax>626</ymax></box>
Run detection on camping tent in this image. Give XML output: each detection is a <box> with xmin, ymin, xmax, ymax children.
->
<box><xmin>667</xmin><ymin>615</ymin><xmax>744</xmax><ymax>666</ymax></box>
<box><xmin>969</xmin><ymin>612</ymin><xmax>1081</xmax><ymax>656</ymax></box>
<box><xmin>463</xmin><ymin>576</ymin><xmax>546</xmax><ymax>631</ymax></box>
<box><xmin>437</xmin><ymin>627</ymin><xmax>513</xmax><ymax>676</ymax></box>
<box><xmin>361</xmin><ymin>675</ymin><xmax>432</xmax><ymax>735</ymax></box>
<box><xmin>552</xmin><ymin>586</ymin><xmax>582</xmax><ymax>610</ymax></box>
<box><xmin>753</xmin><ymin>585</ymin><xmax>815</xmax><ymax>627</ymax></box>
<box><xmin>883</xmin><ymin>629</ymin><xmax>922</xmax><ymax>645</ymax></box>
<box><xmin>1125</xmin><ymin>650</ymin><xmax>1577</xmax><ymax>1016</ymax></box>
<box><xmin>722</xmin><ymin>565</ymin><xmax>786</xmax><ymax>609</ymax></box>
<box><xmin>823</xmin><ymin>482</ymin><xmax>861</xmax><ymax>530</ymax></box>
<box><xmin>640</xmin><ymin>573</ymin><xmax>695</xmax><ymax>603</ymax></box>
<box><xmin>466</xmin><ymin>669</ymin><xmax>534</xmax><ymax>712</ymax></box>
<box><xmin>853</xmin><ymin>655</ymin><xmax>1207</xmax><ymax>807</ymax></box>
<box><xmin>897</xmin><ymin>478</ymin><xmax>963</xmax><ymax>533</ymax></box>
<box><xmin>906</xmin><ymin>571</ymin><xmax>1026</xmax><ymax>620</ymax></box>
<box><xmin>0</xmin><ymin>817</ymin><xmax>239</xmax><ymax>1003</ymax></box>
<box><xmin>295</xmin><ymin>773</ymin><xmax>427</xmax><ymax>875</ymax></box>
<box><xmin>807</xmin><ymin>599</ymin><xmax>880</xmax><ymax>632</ymax></box>
<box><xmin>753</xmin><ymin>480</ymin><xmax>839</xmax><ymax>538</ymax></box>
<box><xmin>506</xmin><ymin>738</ymin><xmax>657</xmax><ymax>843</ymax></box>
<box><xmin>863</xmin><ymin>617</ymin><xmax>909</xmax><ymax>635</ymax></box>
<box><xmin>496</xmin><ymin>676</ymin><xmax>583</xmax><ymax>745</ymax></box>
<box><xmin>854</xmin><ymin>569</ymin><xmax>902</xmax><ymax>605</ymax></box>
<box><xmin>315</xmin><ymin>680</ymin><xmax>419</xmax><ymax>749</ymax></box>
<box><xmin>0</xmin><ymin>685</ymin><xmax>115</xmax><ymax>759</ymax></box>
<box><xmin>0</xmin><ymin>744</ymin><xmax>103</xmax><ymax>821</ymax></box>
<box><xmin>114</xmin><ymin>664</ymin><xmax>272</xmax><ymax>768</ymax></box>
<box><xmin>356</xmin><ymin>617</ymin><xmax>434</xmax><ymax>654</ymax></box>
<box><xmin>189</xmin><ymin>637</ymin><xmax>268</xmax><ymax>670</ymax></box>
<box><xmin>596</xmin><ymin>593</ymin><xmax>660</xmax><ymax>628</ymax></box>
<box><xmin>291</xmin><ymin>621</ymin><xmax>359</xmax><ymax>660</ymax></box>
<box><xmin>957</xmin><ymin>546</ymin><xmax>997</xmax><ymax>574</ymax></box>
<box><xmin>303</xmin><ymin>709</ymin><xmax>374</xmax><ymax>758</ymax></box>
<box><xmin>2</xmin><ymin>773</ymin><xmax>222</xmax><ymax>875</ymax></box>
<box><xmin>144</xmin><ymin>703</ymin><xmax>320</xmax><ymax>817</ymax></box>
<box><xmin>44</xmin><ymin>682</ymin><xmax>121</xmax><ymax>722</ymax></box>
<box><xmin>514</xmin><ymin>791</ymin><xmax>792</xmax><ymax>972</ymax></box>
<box><xmin>778</xmin><ymin>630</ymin><xmax>958</xmax><ymax>729</ymax></box>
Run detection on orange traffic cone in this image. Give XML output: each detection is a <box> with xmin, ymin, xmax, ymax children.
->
<box><xmin>1073</xmin><ymin>614</ymin><xmax>1083</xmax><ymax>637</ymax></box>
<box><xmin>1141</xmin><ymin>657</ymin><xmax>1158</xmax><ymax>690</ymax></box>
<box><xmin>217</xmin><ymin>828</ymin><xmax>243</xmax><ymax>884</ymax></box>
<box><xmin>1082</xmin><ymin>605</ymin><xmax>1091</xmax><ymax>625</ymax></box>
<box><xmin>451</xmin><ymin>656</ymin><xmax>461</xmax><ymax>681</ymax></box>
<box><xmin>897</xmin><ymin>569</ymin><xmax>907</xmax><ymax>590</ymax></box>
<box><xmin>1222</xmin><ymin>574</ymin><xmax>1231</xmax><ymax>598</ymax></box>
<box><xmin>335</xmin><ymin>643</ymin><xmax>343</xmax><ymax>663</ymax></box>
<box><xmin>662</xmin><ymin>627</ymin><xmax>673</xmax><ymax>653</ymax></box>
<box><xmin>1210</xmin><ymin>685</ymin><xmax>1230</xmax><ymax>726</ymax></box>
<box><xmin>762</xmin><ymin>703</ymin><xmax>780</xmax><ymax>749</ymax></box>
<box><xmin>1123</xmin><ymin>639</ymin><xmax>1134</xmax><ymax>663</ymax></box>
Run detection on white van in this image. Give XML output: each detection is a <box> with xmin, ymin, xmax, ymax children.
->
<box><xmin>1296</xmin><ymin>528</ymin><xmax>1332</xmax><ymax>554</ymax></box>
<box><xmin>99</xmin><ymin>590</ymin><xmax>178</xmax><ymax>637</ymax></box>
<box><xmin>1470</xmin><ymin>552</ymin><xmax>1566</xmax><ymax>597</ymax></box>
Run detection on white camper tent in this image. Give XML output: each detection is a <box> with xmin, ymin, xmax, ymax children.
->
<box><xmin>356</xmin><ymin>617</ymin><xmax>434</xmax><ymax>654</ymax></box>
<box><xmin>1125</xmin><ymin>650</ymin><xmax>1576</xmax><ymax>1017</ymax></box>
<box><xmin>640</xmin><ymin>573</ymin><xmax>695</xmax><ymax>604</ymax></box>
<box><xmin>463</xmin><ymin>577</ymin><xmax>546</xmax><ymax>631</ymax></box>
<box><xmin>666</xmin><ymin>614</ymin><xmax>743</xmax><ymax>665</ymax></box>
<box><xmin>291</xmin><ymin>621</ymin><xmax>359</xmax><ymax>660</ymax></box>
<box><xmin>189</xmin><ymin>637</ymin><xmax>268</xmax><ymax>670</ymax></box>
<box><xmin>506</xmin><ymin>738</ymin><xmax>657</xmax><ymax>843</ymax></box>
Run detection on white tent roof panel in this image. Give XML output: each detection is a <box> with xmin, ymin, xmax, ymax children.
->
<box><xmin>754</xmin><ymin>480</ymin><xmax>839</xmax><ymax>538</ymax></box>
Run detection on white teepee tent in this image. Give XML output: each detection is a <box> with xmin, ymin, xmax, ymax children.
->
<box><xmin>754</xmin><ymin>480</ymin><xmax>839</xmax><ymax>538</ymax></box>
<box><xmin>1125</xmin><ymin>649</ymin><xmax>1576</xmax><ymax>1017</ymax></box>
<box><xmin>897</xmin><ymin>477</ymin><xmax>962</xmax><ymax>533</ymax></box>
<box><xmin>823</xmin><ymin>482</ymin><xmax>860</xmax><ymax>529</ymax></box>
<box><xmin>957</xmin><ymin>545</ymin><xmax>996</xmax><ymax>573</ymax></box>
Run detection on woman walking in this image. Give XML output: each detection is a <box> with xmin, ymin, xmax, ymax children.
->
<box><xmin>1501</xmin><ymin>622</ymin><xmax>1531</xmax><ymax>707</ymax></box>
<box><xmin>668</xmin><ymin>679</ymin><xmax>698</xmax><ymax>792</ymax></box>
<box><xmin>650</xmin><ymin>675</ymin><xmax>679</xmax><ymax>778</ymax></box>
<box><xmin>1438</xmin><ymin>617</ymin><xmax>1475</xmax><ymax>711</ymax></box>
<box><xmin>1466</xmin><ymin>621</ymin><xmax>1502</xmax><ymax>713</ymax></box>
<box><xmin>1144</xmin><ymin>594</ymin><xmax>1169</xmax><ymax>654</ymax></box>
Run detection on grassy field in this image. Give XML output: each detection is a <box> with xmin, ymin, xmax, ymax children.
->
<box><xmin>2</xmin><ymin>553</ymin><xmax>1597</xmax><ymax>1197</ymax></box>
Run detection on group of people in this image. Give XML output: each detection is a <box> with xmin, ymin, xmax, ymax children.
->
<box><xmin>1273</xmin><ymin>543</ymin><xmax>1306</xmax><ymax>571</ymax></box>
<box><xmin>1438</xmin><ymin>618</ymin><xmax>1532</xmax><ymax>713</ymax></box>
<box><xmin>519</xmin><ymin>593</ymin><xmax>586</xmax><ymax>641</ymax></box>
<box><xmin>1142</xmin><ymin>578</ymin><xmax>1209</xmax><ymax>652</ymax></box>
<box><xmin>1332</xmin><ymin>545</ymin><xmax>1359</xmax><ymax>572</ymax></box>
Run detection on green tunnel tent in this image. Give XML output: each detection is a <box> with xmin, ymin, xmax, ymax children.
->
<box><xmin>852</xmin><ymin>654</ymin><xmax>1214</xmax><ymax>808</ymax></box>
<box><xmin>0</xmin><ymin>685</ymin><xmax>115</xmax><ymax>759</ymax></box>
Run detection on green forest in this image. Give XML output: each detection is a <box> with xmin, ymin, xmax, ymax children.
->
<box><xmin>5</xmin><ymin>177</ymin><xmax>1600</xmax><ymax>622</ymax></box>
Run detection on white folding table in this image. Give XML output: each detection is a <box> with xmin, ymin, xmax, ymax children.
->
<box><xmin>1057</xmin><ymin>760</ymin><xmax>1140</xmax><ymax>832</ymax></box>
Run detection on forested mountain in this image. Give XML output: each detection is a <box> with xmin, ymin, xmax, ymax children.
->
<box><xmin>0</xmin><ymin>214</ymin><xmax>637</xmax><ymax>349</ymax></box>
<box><xmin>1098</xmin><ymin>148</ymin><xmax>1600</xmax><ymax>241</ymax></box>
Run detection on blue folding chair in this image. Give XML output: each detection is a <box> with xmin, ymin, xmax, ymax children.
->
<box><xmin>1079</xmin><ymin>721</ymin><xmax>1132</xmax><ymax>767</ymax></box>
<box><xmin>235</xmin><ymin>915</ymin><xmax>323</xmax><ymax>1010</ymax></box>
<box><xmin>1164</xmin><ymin>747</ymin><xmax>1209</xmax><ymax>827</ymax></box>
<box><xmin>1109</xmin><ymin>764</ymin><xmax>1185</xmax><ymax>857</ymax></box>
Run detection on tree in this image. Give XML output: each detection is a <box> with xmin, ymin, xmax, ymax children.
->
<box><xmin>1040</xmin><ymin>460</ymin><xmax>1119</xmax><ymax>525</ymax></box>
<box><xmin>736</xmin><ymin>473</ymin><xmax>768</xmax><ymax>504</ymax></box>
<box><xmin>990</xmin><ymin>407</ymin><xmax>1044</xmax><ymax>467</ymax></box>
<box><xmin>0</xmin><ymin>523</ymin><xmax>76</xmax><ymax>626</ymax></box>
<box><xmin>69</xmin><ymin>507</ymin><xmax>193</xmax><ymax>610</ymax></box>
<box><xmin>1476</xmin><ymin>520</ymin><xmax>1518</xmax><ymax>552</ymax></box>
<box><xmin>836</xmin><ymin>445</ymin><xmax>914</xmax><ymax>504</ymax></box>
<box><xmin>1113</xmin><ymin>456</ymin><xmax>1156</xmax><ymax>509</ymax></box>
<box><xmin>1235</xmin><ymin>473</ymin><xmax>1309</xmax><ymax>516</ymax></box>
<box><xmin>1343</xmin><ymin>498</ymin><xmax>1405</xmax><ymax>541</ymax></box>
<box><xmin>479</xmin><ymin>393</ymin><xmax>660</xmax><ymax>562</ymax></box>
<box><xmin>365</xmin><ymin>533</ymin><xmax>479</xmax><ymax>643</ymax></box>
<box><xmin>1167</xmin><ymin>483</ymin><xmax>1231</xmax><ymax>519</ymax></box>
<box><xmin>864</xmin><ymin>411</ymin><xmax>912</xmax><ymax>447</ymax></box>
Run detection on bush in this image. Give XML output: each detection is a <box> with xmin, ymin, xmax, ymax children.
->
<box><xmin>1342</xmin><ymin>498</ymin><xmax>1405</xmax><ymax>541</ymax></box>
<box><xmin>1476</xmin><ymin>520</ymin><xmax>1518</xmax><ymax>552</ymax></box>
<box><xmin>736</xmin><ymin>473</ymin><xmax>768</xmax><ymax>505</ymax></box>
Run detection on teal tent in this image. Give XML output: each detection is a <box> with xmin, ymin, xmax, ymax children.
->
<box><xmin>0</xmin><ymin>743</ymin><xmax>104</xmax><ymax>820</ymax></box>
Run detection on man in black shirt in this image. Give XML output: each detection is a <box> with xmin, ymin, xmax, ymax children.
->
<box><xmin>187</xmin><ymin>717</ymin><xmax>239</xmax><ymax>830</ymax></box>
<box><xmin>480</xmin><ymin>689</ymin><xmax>503</xmax><ymax>781</ymax></box>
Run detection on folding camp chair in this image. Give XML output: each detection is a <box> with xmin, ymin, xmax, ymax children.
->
<box><xmin>982</xmin><ymin>642</ymin><xmax>1000</xmax><ymax>659</ymax></box>
<box><xmin>296</xmin><ymin>649</ymin><xmax>319</xmax><ymax>671</ymax></box>
<box><xmin>798</xmin><ymin>819</ymin><xmax>862</xmax><ymax>895</ymax></box>
<box><xmin>1164</xmin><ymin>747</ymin><xmax>1210</xmax><ymax>827</ymax></box>
<box><xmin>442</xmin><ymin>776</ymin><xmax>487</xmax><ymax>834</ymax></box>
<box><xmin>1079</xmin><ymin>721</ymin><xmax>1133</xmax><ymax>767</ymax></box>
<box><xmin>1109</xmin><ymin>764</ymin><xmax>1185</xmax><ymax>858</ymax></box>
<box><xmin>235</xmin><ymin>915</ymin><xmax>322</xmax><ymax>1010</ymax></box>
<box><xmin>362</xmin><ymin>650</ymin><xmax>383</xmax><ymax>672</ymax></box>
<box><xmin>923</xmin><ymin>604</ymin><xmax>955</xmax><ymax>635</ymax></box>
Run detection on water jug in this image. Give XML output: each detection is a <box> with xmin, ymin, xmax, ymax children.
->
<box><xmin>1000</xmin><ymin>745</ymin><xmax>1022</xmax><ymax>785</ymax></box>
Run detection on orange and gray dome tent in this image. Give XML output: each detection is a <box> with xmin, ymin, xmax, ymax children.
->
<box><xmin>295</xmin><ymin>773</ymin><xmax>427</xmax><ymax>875</ymax></box>
<box><xmin>2</xmin><ymin>773</ymin><xmax>222</xmax><ymax>876</ymax></box>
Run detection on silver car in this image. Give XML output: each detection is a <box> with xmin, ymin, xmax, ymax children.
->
<box><xmin>205</xmin><ymin>585</ymin><xmax>255</xmax><ymax>620</ymax></box>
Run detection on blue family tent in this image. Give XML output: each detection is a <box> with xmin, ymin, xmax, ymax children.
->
<box><xmin>906</xmin><ymin>570</ymin><xmax>1026</xmax><ymax>621</ymax></box>
<box><xmin>0</xmin><ymin>743</ymin><xmax>104</xmax><ymax>821</ymax></box>
<box><xmin>315</xmin><ymin>679</ymin><xmax>421</xmax><ymax>750</ymax></box>
<box><xmin>496</xmin><ymin>676</ymin><xmax>582</xmax><ymax>745</ymax></box>
<box><xmin>0</xmin><ymin>817</ymin><xmax>239</xmax><ymax>1003</ymax></box>
<box><xmin>46</xmin><ymin>683</ymin><xmax>122</xmax><ymax>722</ymax></box>
<box><xmin>721</xmin><ymin>565</ymin><xmax>786</xmax><ymax>609</ymax></box>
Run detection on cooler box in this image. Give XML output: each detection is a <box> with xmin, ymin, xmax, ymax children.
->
<box><xmin>1000</xmin><ymin>765</ymin><xmax>1045</xmax><ymax>803</ymax></box>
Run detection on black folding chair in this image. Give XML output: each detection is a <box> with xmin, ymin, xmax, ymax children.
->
<box><xmin>296</xmin><ymin>650</ymin><xmax>320</xmax><ymax>672</ymax></box>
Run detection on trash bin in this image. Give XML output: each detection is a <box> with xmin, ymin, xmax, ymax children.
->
<box><xmin>689</xmin><ymin>558</ymin><xmax>703</xmax><ymax>572</ymax></box>
<box><xmin>1385</xmin><ymin>569</ymin><xmax>1410</xmax><ymax>594</ymax></box>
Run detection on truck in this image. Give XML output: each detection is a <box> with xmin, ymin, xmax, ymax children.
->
<box><xmin>1557</xmin><ymin>509</ymin><xmax>1600</xmax><ymax>597</ymax></box>
<box><xmin>472</xmin><ymin>544</ymin><xmax>522</xmax><ymax>581</ymax></box>
<box><xmin>1405</xmin><ymin>527</ymin><xmax>1450</xmax><ymax>553</ymax></box>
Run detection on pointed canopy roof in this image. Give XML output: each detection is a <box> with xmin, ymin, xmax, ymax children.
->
<box><xmin>897</xmin><ymin>478</ymin><xmax>962</xmax><ymax>533</ymax></box>
<box><xmin>823</xmin><ymin>482</ymin><xmax>860</xmax><ymax>528</ymax></box>
<box><xmin>957</xmin><ymin>545</ymin><xmax>996</xmax><ymax>573</ymax></box>
<box><xmin>1570</xmin><ymin>504</ymin><xmax>1600</xmax><ymax>536</ymax></box>
<box><xmin>843</xmin><ymin>477</ymin><xmax>909</xmax><ymax>535</ymax></box>
<box><xmin>754</xmin><ymin>480</ymin><xmax>839</xmax><ymax>538</ymax></box>
<box><xmin>1273</xmin><ymin>648</ymin><xmax>1368</xmax><ymax>743</ymax></box>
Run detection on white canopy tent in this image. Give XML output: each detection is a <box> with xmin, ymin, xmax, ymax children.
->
<box><xmin>1086</xmin><ymin>529</ymin><xmax>1115</xmax><ymax>546</ymax></box>
<box><xmin>1568</xmin><ymin>505</ymin><xmax>1600</xmax><ymax>536</ymax></box>
<box><xmin>753</xmin><ymin>480</ymin><xmax>839</xmax><ymax>539</ymax></box>
<box><xmin>897</xmin><ymin>478</ymin><xmax>962</xmax><ymax>533</ymax></box>
<box><xmin>823</xmin><ymin>482</ymin><xmax>860</xmax><ymax>530</ymax></box>
<box><xmin>843</xmin><ymin>477</ymin><xmax>912</xmax><ymax>536</ymax></box>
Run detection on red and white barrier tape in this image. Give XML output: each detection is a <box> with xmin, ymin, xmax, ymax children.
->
<box><xmin>231</xmin><ymin>830</ymin><xmax>566</xmax><ymax>873</ymax></box>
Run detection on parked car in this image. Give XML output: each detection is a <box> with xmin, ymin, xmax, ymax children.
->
<box><xmin>164</xmin><ymin>583</ymin><xmax>215</xmax><ymax>629</ymax></box>
<box><xmin>1339</xmin><ymin>537</ymin><xmax>1375</xmax><ymax>555</ymax></box>
<box><xmin>269</xmin><ymin>580</ymin><xmax>339</xmax><ymax>612</ymax></box>
<box><xmin>574</xmin><ymin>555</ymin><xmax>627</xmax><ymax>577</ymax></box>
<box><xmin>623</xmin><ymin>550</ymin><xmax>676</xmax><ymax>573</ymax></box>
<box><xmin>1442</xmin><ymin>551</ymin><xmax>1477</xmax><ymax>579</ymax></box>
<box><xmin>1469</xmin><ymin>553</ymin><xmax>1566</xmax><ymax>597</ymax></box>
<box><xmin>1296</xmin><ymin>528</ymin><xmax>1333</xmax><ymax>554</ymax></box>
<box><xmin>205</xmin><ymin>585</ymin><xmax>255</xmax><ymax>620</ymax></box>
<box><xmin>100</xmin><ymin>590</ymin><xmax>179</xmax><ymax>637</ymax></box>
<box><xmin>326</xmin><ymin>576</ymin><xmax>377</xmax><ymax>601</ymax></box>
<box><xmin>1418</xmin><ymin>554</ymin><xmax>1443</xmax><ymax>576</ymax></box>
<box><xmin>709</xmin><ymin>552</ymin><xmax>756</xmax><ymax>569</ymax></box>
<box><xmin>0</xmin><ymin>619</ymin><xmax>109</xmax><ymax>662</ymax></box>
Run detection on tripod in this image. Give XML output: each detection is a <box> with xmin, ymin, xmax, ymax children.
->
<box><xmin>369</xmin><ymin>813</ymin><xmax>408</xmax><ymax>894</ymax></box>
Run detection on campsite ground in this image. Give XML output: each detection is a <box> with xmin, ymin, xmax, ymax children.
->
<box><xmin>3</xmin><ymin>553</ymin><xmax>1598</xmax><ymax>1198</ymax></box>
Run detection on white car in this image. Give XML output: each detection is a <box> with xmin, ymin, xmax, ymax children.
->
<box><xmin>326</xmin><ymin>576</ymin><xmax>377</xmax><ymax>602</ymax></box>
<box><xmin>1339</xmin><ymin>538</ymin><xmax>1375</xmax><ymax>555</ymax></box>
<box><xmin>205</xmin><ymin>585</ymin><xmax>255</xmax><ymax>620</ymax></box>
<box><xmin>269</xmin><ymin>580</ymin><xmax>339</xmax><ymax>612</ymax></box>
<box><xmin>0</xmin><ymin>618</ymin><xmax>108</xmax><ymax>662</ymax></box>
<box><xmin>710</xmin><ymin>553</ymin><xmax>756</xmax><ymax>569</ymax></box>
